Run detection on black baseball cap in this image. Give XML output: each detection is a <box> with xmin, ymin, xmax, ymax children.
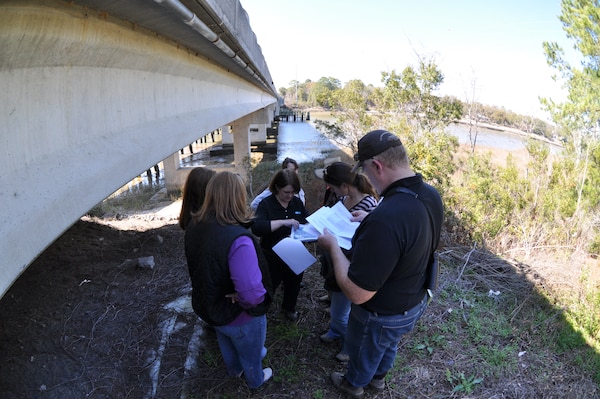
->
<box><xmin>351</xmin><ymin>130</ymin><xmax>402</xmax><ymax>172</ymax></box>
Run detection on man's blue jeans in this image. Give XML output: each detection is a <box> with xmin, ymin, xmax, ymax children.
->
<box><xmin>344</xmin><ymin>295</ymin><xmax>428</xmax><ymax>387</ymax></box>
<box><xmin>214</xmin><ymin>314</ymin><xmax>267</xmax><ymax>389</ymax></box>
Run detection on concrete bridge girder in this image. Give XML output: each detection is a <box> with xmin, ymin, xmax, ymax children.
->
<box><xmin>0</xmin><ymin>2</ymin><xmax>277</xmax><ymax>298</ymax></box>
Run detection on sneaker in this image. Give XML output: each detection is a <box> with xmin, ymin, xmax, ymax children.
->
<box><xmin>335</xmin><ymin>352</ymin><xmax>350</xmax><ymax>362</ymax></box>
<box><xmin>262</xmin><ymin>367</ymin><xmax>273</xmax><ymax>383</ymax></box>
<box><xmin>261</xmin><ymin>346</ymin><xmax>267</xmax><ymax>360</ymax></box>
<box><xmin>318</xmin><ymin>294</ymin><xmax>331</xmax><ymax>302</ymax></box>
<box><xmin>320</xmin><ymin>332</ymin><xmax>338</xmax><ymax>344</ymax></box>
<box><xmin>368</xmin><ymin>377</ymin><xmax>385</xmax><ymax>391</ymax></box>
<box><xmin>330</xmin><ymin>372</ymin><xmax>364</xmax><ymax>398</ymax></box>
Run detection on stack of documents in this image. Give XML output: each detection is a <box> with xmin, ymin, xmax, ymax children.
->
<box><xmin>305</xmin><ymin>202</ymin><xmax>359</xmax><ymax>250</ymax></box>
<box><xmin>272</xmin><ymin>202</ymin><xmax>359</xmax><ymax>275</ymax></box>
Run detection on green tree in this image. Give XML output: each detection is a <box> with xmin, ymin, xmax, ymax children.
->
<box><xmin>309</xmin><ymin>77</ymin><xmax>341</xmax><ymax>108</ymax></box>
<box><xmin>542</xmin><ymin>0</ymin><xmax>600</xmax><ymax>149</ymax></box>
<box><xmin>541</xmin><ymin>0</ymin><xmax>600</xmax><ymax>232</ymax></box>
<box><xmin>314</xmin><ymin>79</ymin><xmax>376</xmax><ymax>154</ymax></box>
<box><xmin>374</xmin><ymin>57</ymin><xmax>462</xmax><ymax>194</ymax></box>
<box><xmin>380</xmin><ymin>57</ymin><xmax>462</xmax><ymax>139</ymax></box>
<box><xmin>407</xmin><ymin>130</ymin><xmax>458</xmax><ymax>195</ymax></box>
<box><xmin>284</xmin><ymin>79</ymin><xmax>311</xmax><ymax>107</ymax></box>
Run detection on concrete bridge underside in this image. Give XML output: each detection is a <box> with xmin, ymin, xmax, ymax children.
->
<box><xmin>0</xmin><ymin>1</ymin><xmax>278</xmax><ymax>298</ymax></box>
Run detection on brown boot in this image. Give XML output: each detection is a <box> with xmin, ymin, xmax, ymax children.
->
<box><xmin>330</xmin><ymin>372</ymin><xmax>364</xmax><ymax>398</ymax></box>
<box><xmin>368</xmin><ymin>377</ymin><xmax>385</xmax><ymax>391</ymax></box>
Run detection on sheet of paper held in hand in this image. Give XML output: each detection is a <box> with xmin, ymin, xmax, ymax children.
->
<box><xmin>272</xmin><ymin>238</ymin><xmax>317</xmax><ymax>275</ymax></box>
<box><xmin>291</xmin><ymin>224</ymin><xmax>321</xmax><ymax>242</ymax></box>
<box><xmin>305</xmin><ymin>202</ymin><xmax>360</xmax><ymax>250</ymax></box>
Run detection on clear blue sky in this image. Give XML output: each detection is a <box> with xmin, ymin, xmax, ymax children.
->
<box><xmin>240</xmin><ymin>0</ymin><xmax>575</xmax><ymax>119</ymax></box>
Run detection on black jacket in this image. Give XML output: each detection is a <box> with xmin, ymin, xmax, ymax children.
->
<box><xmin>185</xmin><ymin>221</ymin><xmax>272</xmax><ymax>326</ymax></box>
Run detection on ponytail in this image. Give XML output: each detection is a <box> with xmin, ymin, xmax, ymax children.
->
<box><xmin>355</xmin><ymin>174</ymin><xmax>379</xmax><ymax>200</ymax></box>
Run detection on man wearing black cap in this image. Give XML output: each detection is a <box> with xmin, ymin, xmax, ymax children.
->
<box><xmin>317</xmin><ymin>130</ymin><xmax>443</xmax><ymax>397</ymax></box>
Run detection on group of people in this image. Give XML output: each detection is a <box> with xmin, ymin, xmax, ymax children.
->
<box><xmin>180</xmin><ymin>129</ymin><xmax>444</xmax><ymax>396</ymax></box>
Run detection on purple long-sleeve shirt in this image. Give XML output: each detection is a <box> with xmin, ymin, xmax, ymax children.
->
<box><xmin>227</xmin><ymin>235</ymin><xmax>266</xmax><ymax>326</ymax></box>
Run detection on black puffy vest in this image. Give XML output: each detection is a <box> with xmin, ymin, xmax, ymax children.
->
<box><xmin>184</xmin><ymin>222</ymin><xmax>272</xmax><ymax>326</ymax></box>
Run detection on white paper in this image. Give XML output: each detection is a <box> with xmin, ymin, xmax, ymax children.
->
<box><xmin>291</xmin><ymin>224</ymin><xmax>320</xmax><ymax>241</ymax></box>
<box><xmin>272</xmin><ymin>237</ymin><xmax>317</xmax><ymax>275</ymax></box>
<box><xmin>306</xmin><ymin>202</ymin><xmax>359</xmax><ymax>249</ymax></box>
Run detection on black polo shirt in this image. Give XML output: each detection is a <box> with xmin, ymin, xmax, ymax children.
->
<box><xmin>348</xmin><ymin>174</ymin><xmax>443</xmax><ymax>314</ymax></box>
<box><xmin>251</xmin><ymin>194</ymin><xmax>308</xmax><ymax>250</ymax></box>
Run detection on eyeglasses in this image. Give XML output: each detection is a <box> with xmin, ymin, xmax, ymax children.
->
<box><xmin>353</xmin><ymin>157</ymin><xmax>374</xmax><ymax>171</ymax></box>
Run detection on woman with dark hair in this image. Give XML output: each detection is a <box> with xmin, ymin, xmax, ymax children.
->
<box><xmin>185</xmin><ymin>171</ymin><xmax>273</xmax><ymax>389</ymax></box>
<box><xmin>250</xmin><ymin>157</ymin><xmax>306</xmax><ymax>211</ymax></box>
<box><xmin>251</xmin><ymin>169</ymin><xmax>309</xmax><ymax>322</ymax></box>
<box><xmin>178</xmin><ymin>167</ymin><xmax>216</xmax><ymax>230</ymax></box>
<box><xmin>319</xmin><ymin>162</ymin><xmax>378</xmax><ymax>362</ymax></box>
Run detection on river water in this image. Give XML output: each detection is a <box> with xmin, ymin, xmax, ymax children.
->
<box><xmin>276</xmin><ymin>121</ymin><xmax>338</xmax><ymax>163</ymax></box>
<box><xmin>275</xmin><ymin>114</ymin><xmax>563</xmax><ymax>163</ymax></box>
<box><xmin>446</xmin><ymin>123</ymin><xmax>563</xmax><ymax>154</ymax></box>
<box><xmin>117</xmin><ymin>116</ymin><xmax>562</xmax><ymax>195</ymax></box>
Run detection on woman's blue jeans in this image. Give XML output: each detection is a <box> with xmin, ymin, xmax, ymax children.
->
<box><xmin>344</xmin><ymin>295</ymin><xmax>428</xmax><ymax>387</ymax></box>
<box><xmin>214</xmin><ymin>314</ymin><xmax>267</xmax><ymax>389</ymax></box>
<box><xmin>325</xmin><ymin>290</ymin><xmax>351</xmax><ymax>352</ymax></box>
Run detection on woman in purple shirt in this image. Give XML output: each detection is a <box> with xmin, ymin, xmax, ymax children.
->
<box><xmin>184</xmin><ymin>171</ymin><xmax>273</xmax><ymax>389</ymax></box>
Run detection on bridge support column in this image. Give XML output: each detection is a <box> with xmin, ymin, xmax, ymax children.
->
<box><xmin>163</xmin><ymin>153</ymin><xmax>184</xmax><ymax>195</ymax></box>
<box><xmin>231</xmin><ymin>109</ymin><xmax>269</xmax><ymax>179</ymax></box>
<box><xmin>231</xmin><ymin>118</ymin><xmax>252</xmax><ymax>180</ymax></box>
<box><xmin>221</xmin><ymin>125</ymin><xmax>233</xmax><ymax>145</ymax></box>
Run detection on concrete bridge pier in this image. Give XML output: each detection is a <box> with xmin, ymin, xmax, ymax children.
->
<box><xmin>232</xmin><ymin>108</ymin><xmax>272</xmax><ymax>179</ymax></box>
<box><xmin>164</xmin><ymin>106</ymin><xmax>273</xmax><ymax>193</ymax></box>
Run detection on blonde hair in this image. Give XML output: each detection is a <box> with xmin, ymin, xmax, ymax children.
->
<box><xmin>374</xmin><ymin>143</ymin><xmax>410</xmax><ymax>169</ymax></box>
<box><xmin>193</xmin><ymin>172</ymin><xmax>251</xmax><ymax>226</ymax></box>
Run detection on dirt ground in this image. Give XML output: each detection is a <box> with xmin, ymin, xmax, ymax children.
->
<box><xmin>0</xmin><ymin>197</ymin><xmax>360</xmax><ymax>399</ymax></box>
<box><xmin>1</xmin><ymin>193</ymin><xmax>598</xmax><ymax>399</ymax></box>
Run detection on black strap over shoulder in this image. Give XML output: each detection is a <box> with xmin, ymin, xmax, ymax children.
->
<box><xmin>395</xmin><ymin>187</ymin><xmax>440</xmax><ymax>294</ymax></box>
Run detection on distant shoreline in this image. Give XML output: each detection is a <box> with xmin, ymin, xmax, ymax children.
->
<box><xmin>306</xmin><ymin>109</ymin><xmax>563</xmax><ymax>149</ymax></box>
<box><xmin>454</xmin><ymin>119</ymin><xmax>563</xmax><ymax>148</ymax></box>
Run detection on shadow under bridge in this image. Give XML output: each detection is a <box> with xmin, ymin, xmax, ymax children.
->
<box><xmin>0</xmin><ymin>0</ymin><xmax>280</xmax><ymax>299</ymax></box>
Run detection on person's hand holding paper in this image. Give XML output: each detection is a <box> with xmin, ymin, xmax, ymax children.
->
<box><xmin>306</xmin><ymin>202</ymin><xmax>359</xmax><ymax>249</ymax></box>
<box><xmin>316</xmin><ymin>228</ymin><xmax>338</xmax><ymax>251</ymax></box>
